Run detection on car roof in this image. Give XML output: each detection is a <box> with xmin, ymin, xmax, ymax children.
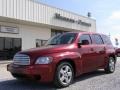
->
<box><xmin>66</xmin><ymin>32</ymin><xmax>107</xmax><ymax>36</ymax></box>
<box><xmin>79</xmin><ymin>32</ymin><xmax>105</xmax><ymax>35</ymax></box>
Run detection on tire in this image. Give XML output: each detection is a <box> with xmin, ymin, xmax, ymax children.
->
<box><xmin>54</xmin><ymin>62</ymin><xmax>74</xmax><ymax>88</ymax></box>
<box><xmin>104</xmin><ymin>57</ymin><xmax>116</xmax><ymax>73</ymax></box>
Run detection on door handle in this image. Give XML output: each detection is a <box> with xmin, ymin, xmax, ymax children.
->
<box><xmin>104</xmin><ymin>47</ymin><xmax>106</xmax><ymax>51</ymax></box>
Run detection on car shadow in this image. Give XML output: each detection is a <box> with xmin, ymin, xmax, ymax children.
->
<box><xmin>73</xmin><ymin>70</ymin><xmax>106</xmax><ymax>83</ymax></box>
<box><xmin>0</xmin><ymin>70</ymin><xmax>106</xmax><ymax>90</ymax></box>
<box><xmin>0</xmin><ymin>80</ymin><xmax>56</xmax><ymax>90</ymax></box>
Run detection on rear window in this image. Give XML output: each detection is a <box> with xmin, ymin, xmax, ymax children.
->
<box><xmin>101</xmin><ymin>35</ymin><xmax>112</xmax><ymax>45</ymax></box>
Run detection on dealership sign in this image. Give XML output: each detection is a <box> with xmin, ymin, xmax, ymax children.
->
<box><xmin>0</xmin><ymin>26</ymin><xmax>19</xmax><ymax>34</ymax></box>
<box><xmin>55</xmin><ymin>13</ymin><xmax>91</xmax><ymax>27</ymax></box>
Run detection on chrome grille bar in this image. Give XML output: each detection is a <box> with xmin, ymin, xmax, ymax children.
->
<box><xmin>13</xmin><ymin>54</ymin><xmax>30</xmax><ymax>65</ymax></box>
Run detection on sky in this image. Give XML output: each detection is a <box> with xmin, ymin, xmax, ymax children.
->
<box><xmin>37</xmin><ymin>0</ymin><xmax>120</xmax><ymax>47</ymax></box>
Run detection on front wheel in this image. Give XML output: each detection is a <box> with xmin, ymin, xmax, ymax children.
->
<box><xmin>54</xmin><ymin>62</ymin><xmax>74</xmax><ymax>88</ymax></box>
<box><xmin>104</xmin><ymin>57</ymin><xmax>116</xmax><ymax>73</ymax></box>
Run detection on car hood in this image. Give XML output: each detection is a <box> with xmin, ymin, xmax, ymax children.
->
<box><xmin>20</xmin><ymin>44</ymin><xmax>76</xmax><ymax>56</ymax></box>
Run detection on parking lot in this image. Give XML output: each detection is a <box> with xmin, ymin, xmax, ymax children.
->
<box><xmin>0</xmin><ymin>58</ymin><xmax>120</xmax><ymax>90</ymax></box>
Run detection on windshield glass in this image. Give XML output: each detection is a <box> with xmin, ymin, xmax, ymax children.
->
<box><xmin>46</xmin><ymin>33</ymin><xmax>77</xmax><ymax>45</ymax></box>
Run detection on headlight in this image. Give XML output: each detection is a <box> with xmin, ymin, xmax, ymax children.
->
<box><xmin>35</xmin><ymin>57</ymin><xmax>53</xmax><ymax>64</ymax></box>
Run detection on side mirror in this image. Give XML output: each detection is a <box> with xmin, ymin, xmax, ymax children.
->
<box><xmin>81</xmin><ymin>40</ymin><xmax>90</xmax><ymax>45</ymax></box>
<box><xmin>78</xmin><ymin>40</ymin><xmax>89</xmax><ymax>48</ymax></box>
<box><xmin>77</xmin><ymin>42</ymin><xmax>82</xmax><ymax>48</ymax></box>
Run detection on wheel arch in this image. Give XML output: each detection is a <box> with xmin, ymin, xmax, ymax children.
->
<box><xmin>55</xmin><ymin>58</ymin><xmax>76</xmax><ymax>76</ymax></box>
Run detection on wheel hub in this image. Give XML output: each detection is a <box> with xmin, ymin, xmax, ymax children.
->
<box><xmin>59</xmin><ymin>65</ymin><xmax>72</xmax><ymax>85</ymax></box>
<box><xmin>109</xmin><ymin>59</ymin><xmax>115</xmax><ymax>72</ymax></box>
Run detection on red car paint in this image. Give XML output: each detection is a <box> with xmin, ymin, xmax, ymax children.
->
<box><xmin>116</xmin><ymin>48</ymin><xmax>120</xmax><ymax>57</ymax></box>
<box><xmin>7</xmin><ymin>32</ymin><xmax>116</xmax><ymax>83</ymax></box>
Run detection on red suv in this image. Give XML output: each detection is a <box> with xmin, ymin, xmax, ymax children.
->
<box><xmin>7</xmin><ymin>32</ymin><xmax>116</xmax><ymax>87</ymax></box>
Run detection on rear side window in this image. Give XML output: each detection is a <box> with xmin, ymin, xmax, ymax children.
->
<box><xmin>91</xmin><ymin>34</ymin><xmax>104</xmax><ymax>44</ymax></box>
<box><xmin>101</xmin><ymin>35</ymin><xmax>112</xmax><ymax>45</ymax></box>
<box><xmin>79</xmin><ymin>34</ymin><xmax>91</xmax><ymax>44</ymax></box>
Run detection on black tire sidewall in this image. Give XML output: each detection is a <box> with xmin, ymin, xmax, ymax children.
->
<box><xmin>109</xmin><ymin>57</ymin><xmax>115</xmax><ymax>72</ymax></box>
<box><xmin>105</xmin><ymin>57</ymin><xmax>115</xmax><ymax>73</ymax></box>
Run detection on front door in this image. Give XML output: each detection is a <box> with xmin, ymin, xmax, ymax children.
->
<box><xmin>78</xmin><ymin>34</ymin><xmax>97</xmax><ymax>73</ymax></box>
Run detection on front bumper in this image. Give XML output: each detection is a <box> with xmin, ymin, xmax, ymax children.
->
<box><xmin>7</xmin><ymin>63</ymin><xmax>55</xmax><ymax>82</ymax></box>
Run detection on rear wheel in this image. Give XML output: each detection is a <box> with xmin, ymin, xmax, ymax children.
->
<box><xmin>104</xmin><ymin>57</ymin><xmax>116</xmax><ymax>73</ymax></box>
<box><xmin>54</xmin><ymin>62</ymin><xmax>74</xmax><ymax>88</ymax></box>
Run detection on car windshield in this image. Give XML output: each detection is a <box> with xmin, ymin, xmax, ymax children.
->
<box><xmin>46</xmin><ymin>33</ymin><xmax>77</xmax><ymax>45</ymax></box>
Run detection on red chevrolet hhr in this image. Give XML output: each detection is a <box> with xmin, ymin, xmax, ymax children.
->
<box><xmin>7</xmin><ymin>32</ymin><xmax>116</xmax><ymax>87</ymax></box>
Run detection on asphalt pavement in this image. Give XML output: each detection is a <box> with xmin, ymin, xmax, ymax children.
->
<box><xmin>0</xmin><ymin>58</ymin><xmax>120</xmax><ymax>90</ymax></box>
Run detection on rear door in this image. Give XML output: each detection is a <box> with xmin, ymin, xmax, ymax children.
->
<box><xmin>90</xmin><ymin>34</ymin><xmax>106</xmax><ymax>68</ymax></box>
<box><xmin>101</xmin><ymin>35</ymin><xmax>115</xmax><ymax>62</ymax></box>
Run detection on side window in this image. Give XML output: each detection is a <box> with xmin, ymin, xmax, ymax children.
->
<box><xmin>101</xmin><ymin>35</ymin><xmax>112</xmax><ymax>45</ymax></box>
<box><xmin>91</xmin><ymin>34</ymin><xmax>103</xmax><ymax>44</ymax></box>
<box><xmin>79</xmin><ymin>34</ymin><xmax>91</xmax><ymax>45</ymax></box>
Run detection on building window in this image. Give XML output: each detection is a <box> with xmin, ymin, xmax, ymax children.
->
<box><xmin>13</xmin><ymin>38</ymin><xmax>21</xmax><ymax>51</ymax></box>
<box><xmin>5</xmin><ymin>38</ymin><xmax>13</xmax><ymax>50</ymax></box>
<box><xmin>36</xmin><ymin>39</ymin><xmax>47</xmax><ymax>47</ymax></box>
<box><xmin>0</xmin><ymin>38</ymin><xmax>4</xmax><ymax>51</ymax></box>
<box><xmin>51</xmin><ymin>29</ymin><xmax>68</xmax><ymax>37</ymax></box>
<box><xmin>0</xmin><ymin>37</ymin><xmax>21</xmax><ymax>60</ymax></box>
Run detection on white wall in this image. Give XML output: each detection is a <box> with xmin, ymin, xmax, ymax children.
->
<box><xmin>20</xmin><ymin>25</ymin><xmax>51</xmax><ymax>50</ymax></box>
<box><xmin>0</xmin><ymin>0</ymin><xmax>96</xmax><ymax>32</ymax></box>
<box><xmin>0</xmin><ymin>22</ymin><xmax>51</xmax><ymax>50</ymax></box>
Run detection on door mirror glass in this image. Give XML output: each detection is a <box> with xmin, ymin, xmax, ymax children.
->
<box><xmin>81</xmin><ymin>40</ymin><xmax>90</xmax><ymax>45</ymax></box>
<box><xmin>78</xmin><ymin>34</ymin><xmax>91</xmax><ymax>47</ymax></box>
<box><xmin>78</xmin><ymin>40</ymin><xmax>90</xmax><ymax>48</ymax></box>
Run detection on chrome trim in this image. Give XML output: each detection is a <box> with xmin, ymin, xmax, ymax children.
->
<box><xmin>13</xmin><ymin>54</ymin><xmax>30</xmax><ymax>65</ymax></box>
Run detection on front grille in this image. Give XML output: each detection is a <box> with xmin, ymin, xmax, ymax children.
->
<box><xmin>13</xmin><ymin>54</ymin><xmax>30</xmax><ymax>65</ymax></box>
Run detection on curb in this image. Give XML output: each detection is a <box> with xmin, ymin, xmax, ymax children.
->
<box><xmin>0</xmin><ymin>61</ymin><xmax>12</xmax><ymax>65</ymax></box>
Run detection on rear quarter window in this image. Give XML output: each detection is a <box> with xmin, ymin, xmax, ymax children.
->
<box><xmin>101</xmin><ymin>35</ymin><xmax>112</xmax><ymax>45</ymax></box>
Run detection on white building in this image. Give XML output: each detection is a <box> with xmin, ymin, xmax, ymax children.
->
<box><xmin>0</xmin><ymin>0</ymin><xmax>96</xmax><ymax>60</ymax></box>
